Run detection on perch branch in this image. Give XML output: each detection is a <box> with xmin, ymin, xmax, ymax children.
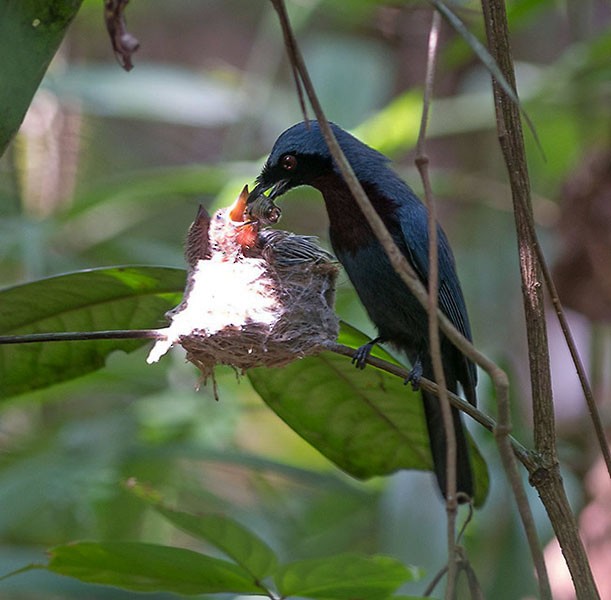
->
<box><xmin>327</xmin><ymin>343</ymin><xmax>534</xmax><ymax>470</ymax></box>
<box><xmin>0</xmin><ymin>330</ymin><xmax>162</xmax><ymax>344</ymax></box>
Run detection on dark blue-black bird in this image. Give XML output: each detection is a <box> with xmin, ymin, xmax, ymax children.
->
<box><xmin>249</xmin><ymin>121</ymin><xmax>476</xmax><ymax>500</ymax></box>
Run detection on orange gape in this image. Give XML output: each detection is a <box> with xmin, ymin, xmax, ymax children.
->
<box><xmin>229</xmin><ymin>185</ymin><xmax>259</xmax><ymax>251</ymax></box>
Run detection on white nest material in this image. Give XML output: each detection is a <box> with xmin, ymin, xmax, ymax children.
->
<box><xmin>147</xmin><ymin>191</ymin><xmax>339</xmax><ymax>381</ymax></box>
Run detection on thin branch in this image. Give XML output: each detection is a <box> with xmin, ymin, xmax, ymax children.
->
<box><xmin>481</xmin><ymin>0</ymin><xmax>598</xmax><ymax>597</ymax></box>
<box><xmin>0</xmin><ymin>326</ymin><xmax>536</xmax><ymax>471</ymax></box>
<box><xmin>327</xmin><ymin>342</ymin><xmax>534</xmax><ymax>470</ymax></box>
<box><xmin>414</xmin><ymin>11</ymin><xmax>459</xmax><ymax>599</ymax></box>
<box><xmin>533</xmin><ymin>220</ymin><xmax>611</xmax><ymax>476</ymax></box>
<box><xmin>269</xmin><ymin>0</ymin><xmax>308</xmax><ymax>122</ymax></box>
<box><xmin>458</xmin><ymin>546</ymin><xmax>485</xmax><ymax>600</ymax></box>
<box><xmin>429</xmin><ymin>0</ymin><xmax>544</xmax><ymax>158</ymax></box>
<box><xmin>423</xmin><ymin>564</ymin><xmax>448</xmax><ymax>597</ymax></box>
<box><xmin>494</xmin><ymin>398</ymin><xmax>550</xmax><ymax>597</ymax></box>
<box><xmin>417</xmin><ymin>11</ymin><xmax>455</xmax><ymax>509</ymax></box>
<box><xmin>0</xmin><ymin>329</ymin><xmax>163</xmax><ymax>344</ymax></box>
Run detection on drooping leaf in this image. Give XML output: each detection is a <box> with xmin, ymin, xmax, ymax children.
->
<box><xmin>250</xmin><ymin>349</ymin><xmax>431</xmax><ymax>478</ymax></box>
<box><xmin>248</xmin><ymin>323</ymin><xmax>489</xmax><ymax>505</ymax></box>
<box><xmin>274</xmin><ymin>553</ymin><xmax>421</xmax><ymax>600</ymax></box>
<box><xmin>127</xmin><ymin>480</ymin><xmax>278</xmax><ymax>580</ymax></box>
<box><xmin>45</xmin><ymin>541</ymin><xmax>264</xmax><ymax>595</ymax></box>
<box><xmin>0</xmin><ymin>266</ymin><xmax>185</xmax><ymax>398</ymax></box>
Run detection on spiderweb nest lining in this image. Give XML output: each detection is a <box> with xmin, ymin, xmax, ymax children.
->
<box><xmin>147</xmin><ymin>186</ymin><xmax>340</xmax><ymax>381</ymax></box>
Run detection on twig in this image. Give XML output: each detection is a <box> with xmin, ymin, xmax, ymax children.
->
<box><xmin>481</xmin><ymin>0</ymin><xmax>598</xmax><ymax>598</ymax></box>
<box><xmin>535</xmin><ymin>221</ymin><xmax>611</xmax><ymax>476</ymax></box>
<box><xmin>0</xmin><ymin>330</ymin><xmax>162</xmax><ymax>344</ymax></box>
<box><xmin>458</xmin><ymin>546</ymin><xmax>485</xmax><ymax>600</ymax></box>
<box><xmin>414</xmin><ymin>11</ymin><xmax>458</xmax><ymax>599</ymax></box>
<box><xmin>269</xmin><ymin>0</ymin><xmax>308</xmax><ymax>122</ymax></box>
<box><xmin>104</xmin><ymin>0</ymin><xmax>140</xmax><ymax>71</ymax></box>
<box><xmin>430</xmin><ymin>0</ymin><xmax>543</xmax><ymax>158</ymax></box>
<box><xmin>423</xmin><ymin>564</ymin><xmax>448</xmax><ymax>597</ymax></box>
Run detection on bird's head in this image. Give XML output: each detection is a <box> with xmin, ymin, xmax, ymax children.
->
<box><xmin>248</xmin><ymin>120</ymin><xmax>388</xmax><ymax>206</ymax></box>
<box><xmin>248</xmin><ymin>121</ymin><xmax>334</xmax><ymax>203</ymax></box>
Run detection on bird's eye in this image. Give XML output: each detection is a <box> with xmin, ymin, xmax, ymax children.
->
<box><xmin>280</xmin><ymin>154</ymin><xmax>297</xmax><ymax>171</ymax></box>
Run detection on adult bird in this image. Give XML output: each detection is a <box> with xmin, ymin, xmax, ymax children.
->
<box><xmin>248</xmin><ymin>120</ymin><xmax>476</xmax><ymax>500</ymax></box>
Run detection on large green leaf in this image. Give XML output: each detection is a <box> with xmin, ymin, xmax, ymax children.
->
<box><xmin>274</xmin><ymin>553</ymin><xmax>420</xmax><ymax>600</ymax></box>
<box><xmin>249</xmin><ymin>346</ymin><xmax>431</xmax><ymax>478</ymax></box>
<box><xmin>0</xmin><ymin>266</ymin><xmax>185</xmax><ymax>399</ymax></box>
<box><xmin>45</xmin><ymin>541</ymin><xmax>263</xmax><ymax>595</ymax></box>
<box><xmin>128</xmin><ymin>481</ymin><xmax>278</xmax><ymax>580</ymax></box>
<box><xmin>248</xmin><ymin>323</ymin><xmax>489</xmax><ymax>505</ymax></box>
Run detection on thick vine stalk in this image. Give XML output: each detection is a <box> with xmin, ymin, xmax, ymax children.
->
<box><xmin>481</xmin><ymin>1</ymin><xmax>599</xmax><ymax>597</ymax></box>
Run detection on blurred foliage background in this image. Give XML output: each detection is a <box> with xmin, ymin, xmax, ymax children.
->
<box><xmin>1</xmin><ymin>0</ymin><xmax>610</xmax><ymax>598</ymax></box>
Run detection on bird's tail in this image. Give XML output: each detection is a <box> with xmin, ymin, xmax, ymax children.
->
<box><xmin>421</xmin><ymin>387</ymin><xmax>474</xmax><ymax>501</ymax></box>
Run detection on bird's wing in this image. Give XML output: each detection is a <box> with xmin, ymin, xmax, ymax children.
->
<box><xmin>397</xmin><ymin>202</ymin><xmax>472</xmax><ymax>343</ymax></box>
<box><xmin>397</xmin><ymin>200</ymin><xmax>478</xmax><ymax>397</ymax></box>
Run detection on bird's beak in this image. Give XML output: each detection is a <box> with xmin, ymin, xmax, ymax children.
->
<box><xmin>247</xmin><ymin>179</ymin><xmax>290</xmax><ymax>205</ymax></box>
<box><xmin>229</xmin><ymin>185</ymin><xmax>249</xmax><ymax>222</ymax></box>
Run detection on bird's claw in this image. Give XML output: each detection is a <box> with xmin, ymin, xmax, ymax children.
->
<box><xmin>352</xmin><ymin>344</ymin><xmax>372</xmax><ymax>370</ymax></box>
<box><xmin>404</xmin><ymin>359</ymin><xmax>423</xmax><ymax>390</ymax></box>
<box><xmin>351</xmin><ymin>338</ymin><xmax>380</xmax><ymax>370</ymax></box>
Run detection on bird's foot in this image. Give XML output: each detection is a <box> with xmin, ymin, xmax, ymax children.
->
<box><xmin>404</xmin><ymin>359</ymin><xmax>423</xmax><ymax>390</ymax></box>
<box><xmin>352</xmin><ymin>337</ymin><xmax>382</xmax><ymax>370</ymax></box>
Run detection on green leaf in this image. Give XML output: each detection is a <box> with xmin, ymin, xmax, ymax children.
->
<box><xmin>0</xmin><ymin>266</ymin><xmax>185</xmax><ymax>398</ymax></box>
<box><xmin>46</xmin><ymin>541</ymin><xmax>264</xmax><ymax>595</ymax></box>
<box><xmin>274</xmin><ymin>553</ymin><xmax>420</xmax><ymax>599</ymax></box>
<box><xmin>0</xmin><ymin>0</ymin><xmax>83</xmax><ymax>156</ymax></box>
<box><xmin>249</xmin><ymin>323</ymin><xmax>489</xmax><ymax>505</ymax></box>
<box><xmin>249</xmin><ymin>349</ymin><xmax>431</xmax><ymax>478</ymax></box>
<box><xmin>127</xmin><ymin>480</ymin><xmax>278</xmax><ymax>579</ymax></box>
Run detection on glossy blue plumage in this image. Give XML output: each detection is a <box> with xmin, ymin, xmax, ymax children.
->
<box><xmin>253</xmin><ymin>121</ymin><xmax>476</xmax><ymax>499</ymax></box>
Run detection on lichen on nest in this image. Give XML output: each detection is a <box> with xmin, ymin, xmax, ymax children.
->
<box><xmin>147</xmin><ymin>186</ymin><xmax>339</xmax><ymax>381</ymax></box>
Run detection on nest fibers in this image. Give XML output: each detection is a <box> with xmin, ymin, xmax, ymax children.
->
<box><xmin>147</xmin><ymin>186</ymin><xmax>339</xmax><ymax>381</ymax></box>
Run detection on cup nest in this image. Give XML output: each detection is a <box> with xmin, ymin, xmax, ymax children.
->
<box><xmin>147</xmin><ymin>187</ymin><xmax>339</xmax><ymax>381</ymax></box>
